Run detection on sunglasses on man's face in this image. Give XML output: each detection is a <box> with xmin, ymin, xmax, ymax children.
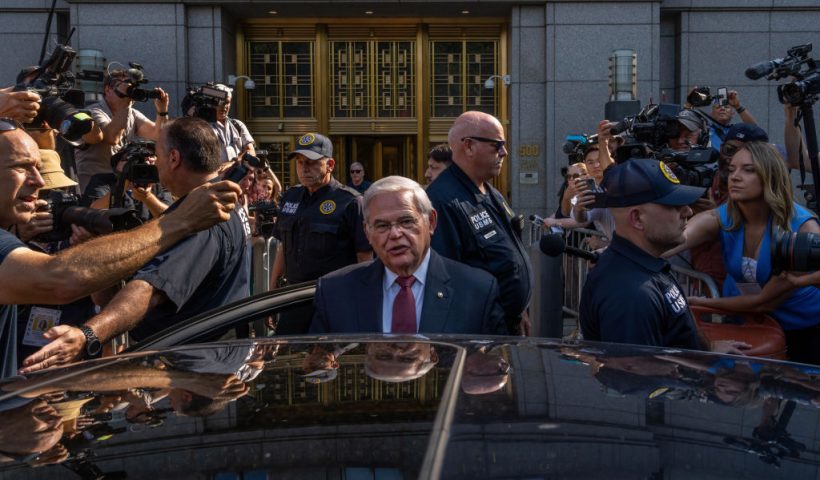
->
<box><xmin>350</xmin><ymin>169</ymin><xmax>362</xmax><ymax>174</ymax></box>
<box><xmin>461</xmin><ymin>136</ymin><xmax>506</xmax><ymax>153</ymax></box>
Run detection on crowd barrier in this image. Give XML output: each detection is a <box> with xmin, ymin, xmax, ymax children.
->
<box><xmin>528</xmin><ymin>224</ymin><xmax>721</xmax><ymax>340</ymax></box>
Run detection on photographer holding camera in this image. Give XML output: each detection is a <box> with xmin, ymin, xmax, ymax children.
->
<box><xmin>210</xmin><ymin>84</ymin><xmax>255</xmax><ymax>164</ymax></box>
<box><xmin>75</xmin><ymin>65</ymin><xmax>169</xmax><ymax>205</ymax></box>
<box><xmin>665</xmin><ymin>141</ymin><xmax>820</xmax><ymax>365</ymax></box>
<box><xmin>686</xmin><ymin>86</ymin><xmax>758</xmax><ymax>151</ymax></box>
<box><xmin>0</xmin><ymin>119</ymin><xmax>241</xmax><ymax>377</ymax></box>
<box><xmin>20</xmin><ymin>117</ymin><xmax>252</xmax><ymax>373</ymax></box>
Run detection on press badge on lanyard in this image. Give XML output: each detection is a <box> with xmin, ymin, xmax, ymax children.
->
<box><xmin>23</xmin><ymin>307</ymin><xmax>61</xmax><ymax>347</ymax></box>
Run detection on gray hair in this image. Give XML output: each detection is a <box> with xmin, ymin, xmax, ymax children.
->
<box><xmin>362</xmin><ymin>175</ymin><xmax>434</xmax><ymax>220</ymax></box>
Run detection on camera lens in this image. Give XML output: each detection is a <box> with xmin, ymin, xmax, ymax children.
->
<box><xmin>771</xmin><ymin>230</ymin><xmax>820</xmax><ymax>273</ymax></box>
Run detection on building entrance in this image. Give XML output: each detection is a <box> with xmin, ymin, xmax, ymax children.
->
<box><xmin>334</xmin><ymin>136</ymin><xmax>416</xmax><ymax>184</ymax></box>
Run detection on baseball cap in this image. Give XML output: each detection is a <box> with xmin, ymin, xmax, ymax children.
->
<box><xmin>288</xmin><ymin>132</ymin><xmax>333</xmax><ymax>161</ymax></box>
<box><xmin>725</xmin><ymin>123</ymin><xmax>768</xmax><ymax>143</ymax></box>
<box><xmin>676</xmin><ymin>109</ymin><xmax>704</xmax><ymax>132</ymax></box>
<box><xmin>603</xmin><ymin>159</ymin><xmax>705</xmax><ymax>207</ymax></box>
<box><xmin>39</xmin><ymin>150</ymin><xmax>78</xmax><ymax>190</ymax></box>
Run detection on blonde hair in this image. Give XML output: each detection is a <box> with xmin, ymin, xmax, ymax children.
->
<box><xmin>724</xmin><ymin>141</ymin><xmax>794</xmax><ymax>231</ymax></box>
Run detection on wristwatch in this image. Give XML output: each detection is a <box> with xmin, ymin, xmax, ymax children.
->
<box><xmin>79</xmin><ymin>325</ymin><xmax>102</xmax><ymax>357</ymax></box>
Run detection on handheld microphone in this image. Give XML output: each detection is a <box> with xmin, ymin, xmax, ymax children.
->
<box><xmin>539</xmin><ymin>233</ymin><xmax>599</xmax><ymax>263</ymax></box>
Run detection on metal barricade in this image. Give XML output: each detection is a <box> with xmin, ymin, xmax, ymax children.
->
<box><xmin>251</xmin><ymin>236</ymin><xmax>278</xmax><ymax>295</ymax></box>
<box><xmin>671</xmin><ymin>264</ymin><xmax>721</xmax><ymax>299</ymax></box>
<box><xmin>561</xmin><ymin>228</ymin><xmax>607</xmax><ymax>320</ymax></box>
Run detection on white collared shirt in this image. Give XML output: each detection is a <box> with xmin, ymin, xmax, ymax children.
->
<box><xmin>381</xmin><ymin>249</ymin><xmax>431</xmax><ymax>333</ymax></box>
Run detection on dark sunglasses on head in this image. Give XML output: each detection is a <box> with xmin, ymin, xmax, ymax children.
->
<box><xmin>461</xmin><ymin>136</ymin><xmax>506</xmax><ymax>152</ymax></box>
<box><xmin>0</xmin><ymin>117</ymin><xmax>22</xmax><ymax>132</ymax></box>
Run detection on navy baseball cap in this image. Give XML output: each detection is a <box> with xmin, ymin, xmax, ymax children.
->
<box><xmin>603</xmin><ymin>159</ymin><xmax>706</xmax><ymax>207</ymax></box>
<box><xmin>288</xmin><ymin>132</ymin><xmax>333</xmax><ymax>160</ymax></box>
<box><xmin>725</xmin><ymin>123</ymin><xmax>768</xmax><ymax>143</ymax></box>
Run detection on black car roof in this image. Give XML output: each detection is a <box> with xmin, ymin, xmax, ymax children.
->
<box><xmin>1</xmin><ymin>336</ymin><xmax>818</xmax><ymax>479</ymax></box>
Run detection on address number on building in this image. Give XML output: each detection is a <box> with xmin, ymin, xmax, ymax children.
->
<box><xmin>519</xmin><ymin>144</ymin><xmax>540</xmax><ymax>157</ymax></box>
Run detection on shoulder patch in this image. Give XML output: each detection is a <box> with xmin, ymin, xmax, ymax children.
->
<box><xmin>319</xmin><ymin>200</ymin><xmax>337</xmax><ymax>215</ymax></box>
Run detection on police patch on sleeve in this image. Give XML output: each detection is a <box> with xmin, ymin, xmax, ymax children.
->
<box><xmin>664</xmin><ymin>284</ymin><xmax>687</xmax><ymax>314</ymax></box>
<box><xmin>659</xmin><ymin>161</ymin><xmax>680</xmax><ymax>184</ymax></box>
<box><xmin>319</xmin><ymin>200</ymin><xmax>337</xmax><ymax>215</ymax></box>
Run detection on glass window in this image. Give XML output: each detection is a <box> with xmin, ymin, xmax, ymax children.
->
<box><xmin>249</xmin><ymin>41</ymin><xmax>314</xmax><ymax>118</ymax></box>
<box><xmin>431</xmin><ymin>40</ymin><xmax>498</xmax><ymax>117</ymax></box>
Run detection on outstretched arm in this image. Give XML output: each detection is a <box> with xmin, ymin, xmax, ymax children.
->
<box><xmin>663</xmin><ymin>208</ymin><xmax>720</xmax><ymax>258</ymax></box>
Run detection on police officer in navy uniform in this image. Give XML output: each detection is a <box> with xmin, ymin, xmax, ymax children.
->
<box><xmin>427</xmin><ymin>111</ymin><xmax>532</xmax><ymax>335</ymax></box>
<box><xmin>271</xmin><ymin>132</ymin><xmax>372</xmax><ymax>288</ymax></box>
<box><xmin>579</xmin><ymin>159</ymin><xmax>750</xmax><ymax>354</ymax></box>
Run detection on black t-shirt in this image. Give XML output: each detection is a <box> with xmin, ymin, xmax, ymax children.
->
<box><xmin>0</xmin><ymin>230</ymin><xmax>25</xmax><ymax>379</ymax></box>
<box><xmin>427</xmin><ymin>163</ymin><xmax>533</xmax><ymax>320</ymax></box>
<box><xmin>273</xmin><ymin>178</ymin><xmax>370</xmax><ymax>284</ymax></box>
<box><xmin>129</xmin><ymin>200</ymin><xmax>252</xmax><ymax>341</ymax></box>
<box><xmin>580</xmin><ymin>233</ymin><xmax>702</xmax><ymax>350</ymax></box>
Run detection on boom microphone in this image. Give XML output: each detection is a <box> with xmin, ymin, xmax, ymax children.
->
<box><xmin>539</xmin><ymin>233</ymin><xmax>599</xmax><ymax>263</ymax></box>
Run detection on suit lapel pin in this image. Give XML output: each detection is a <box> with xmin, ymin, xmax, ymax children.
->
<box><xmin>437</xmin><ymin>291</ymin><xmax>444</xmax><ymax>298</ymax></box>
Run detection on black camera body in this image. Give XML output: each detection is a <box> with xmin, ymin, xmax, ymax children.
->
<box><xmin>746</xmin><ymin>44</ymin><xmax>820</xmax><ymax>107</ymax></box>
<box><xmin>112</xmin><ymin>141</ymin><xmax>159</xmax><ymax>188</ymax></box>
<box><xmin>34</xmin><ymin>190</ymin><xmax>143</xmax><ymax>243</ymax></box>
<box><xmin>15</xmin><ymin>44</ymin><xmax>93</xmax><ymax>143</ymax></box>
<box><xmin>562</xmin><ymin>134</ymin><xmax>598</xmax><ymax>164</ymax></box>
<box><xmin>120</xmin><ymin>62</ymin><xmax>161</xmax><ymax>103</ymax></box>
<box><xmin>183</xmin><ymin>83</ymin><xmax>229</xmax><ymax>122</ymax></box>
<box><xmin>249</xmin><ymin>200</ymin><xmax>279</xmax><ymax>237</ymax></box>
<box><xmin>609</xmin><ymin>104</ymin><xmax>716</xmax><ymax>190</ymax></box>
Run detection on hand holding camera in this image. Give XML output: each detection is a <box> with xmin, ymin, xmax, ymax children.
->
<box><xmin>16</xmin><ymin>199</ymin><xmax>54</xmax><ymax>243</ymax></box>
<box><xmin>0</xmin><ymin>86</ymin><xmax>41</xmax><ymax>123</ymax></box>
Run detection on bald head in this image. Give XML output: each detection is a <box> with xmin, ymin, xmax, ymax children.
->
<box><xmin>0</xmin><ymin>128</ymin><xmax>44</xmax><ymax>228</ymax></box>
<box><xmin>447</xmin><ymin>111</ymin><xmax>507</xmax><ymax>187</ymax></box>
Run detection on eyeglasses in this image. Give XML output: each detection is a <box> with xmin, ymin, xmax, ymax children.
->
<box><xmin>0</xmin><ymin>117</ymin><xmax>21</xmax><ymax>132</ymax></box>
<box><xmin>350</xmin><ymin>169</ymin><xmax>362</xmax><ymax>174</ymax></box>
<box><xmin>461</xmin><ymin>136</ymin><xmax>506</xmax><ymax>153</ymax></box>
<box><xmin>368</xmin><ymin>217</ymin><xmax>420</xmax><ymax>234</ymax></box>
<box><xmin>721</xmin><ymin>142</ymin><xmax>741</xmax><ymax>158</ymax></box>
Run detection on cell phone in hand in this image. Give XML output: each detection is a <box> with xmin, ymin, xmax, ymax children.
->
<box><xmin>224</xmin><ymin>163</ymin><xmax>249</xmax><ymax>183</ymax></box>
<box><xmin>717</xmin><ymin>87</ymin><xmax>729</xmax><ymax>107</ymax></box>
<box><xmin>576</xmin><ymin>177</ymin><xmax>595</xmax><ymax>192</ymax></box>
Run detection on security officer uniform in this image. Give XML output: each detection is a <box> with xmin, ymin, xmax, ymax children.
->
<box><xmin>427</xmin><ymin>162</ymin><xmax>532</xmax><ymax>331</ymax></box>
<box><xmin>580</xmin><ymin>233</ymin><xmax>702</xmax><ymax>349</ymax></box>
<box><xmin>274</xmin><ymin>178</ymin><xmax>369</xmax><ymax>284</ymax></box>
<box><xmin>579</xmin><ymin>158</ymin><xmax>706</xmax><ymax>350</ymax></box>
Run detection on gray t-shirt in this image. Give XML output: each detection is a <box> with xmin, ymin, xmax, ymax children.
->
<box><xmin>212</xmin><ymin>118</ymin><xmax>254</xmax><ymax>163</ymax></box>
<box><xmin>74</xmin><ymin>100</ymin><xmax>151</xmax><ymax>191</ymax></box>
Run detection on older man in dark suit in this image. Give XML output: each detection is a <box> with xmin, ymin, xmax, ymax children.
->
<box><xmin>310</xmin><ymin>176</ymin><xmax>506</xmax><ymax>335</ymax></box>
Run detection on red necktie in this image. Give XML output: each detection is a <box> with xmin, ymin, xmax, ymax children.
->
<box><xmin>391</xmin><ymin>276</ymin><xmax>417</xmax><ymax>333</ymax></box>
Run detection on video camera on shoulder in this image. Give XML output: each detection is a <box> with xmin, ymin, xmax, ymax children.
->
<box><xmin>34</xmin><ymin>190</ymin><xmax>142</xmax><ymax>243</ymax></box>
<box><xmin>14</xmin><ymin>32</ymin><xmax>94</xmax><ymax>144</ymax></box>
<box><xmin>182</xmin><ymin>83</ymin><xmax>229</xmax><ymax>123</ymax></box>
<box><xmin>562</xmin><ymin>134</ymin><xmax>598</xmax><ymax>164</ymax></box>
<box><xmin>609</xmin><ymin>103</ymin><xmax>716</xmax><ymax>189</ymax></box>
<box><xmin>115</xmin><ymin>62</ymin><xmax>162</xmax><ymax>103</ymax></box>
<box><xmin>111</xmin><ymin>141</ymin><xmax>159</xmax><ymax>188</ymax></box>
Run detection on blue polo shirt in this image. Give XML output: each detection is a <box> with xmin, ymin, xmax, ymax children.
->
<box><xmin>580</xmin><ymin>233</ymin><xmax>702</xmax><ymax>350</ymax></box>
